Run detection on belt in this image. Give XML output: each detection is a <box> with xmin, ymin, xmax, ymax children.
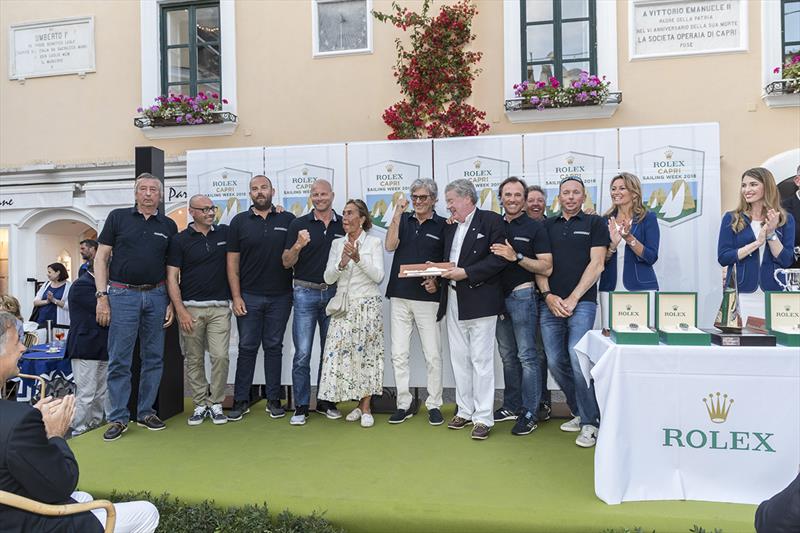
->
<box><xmin>109</xmin><ymin>280</ymin><xmax>165</xmax><ymax>291</ymax></box>
<box><xmin>294</xmin><ymin>279</ymin><xmax>331</xmax><ymax>291</ymax></box>
<box><xmin>512</xmin><ymin>282</ymin><xmax>534</xmax><ymax>291</ymax></box>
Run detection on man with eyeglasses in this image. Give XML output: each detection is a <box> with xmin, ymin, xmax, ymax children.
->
<box><xmin>281</xmin><ymin>179</ymin><xmax>345</xmax><ymax>425</ymax></box>
<box><xmin>384</xmin><ymin>178</ymin><xmax>447</xmax><ymax>426</ymax></box>
<box><xmin>166</xmin><ymin>195</ymin><xmax>231</xmax><ymax>426</ymax></box>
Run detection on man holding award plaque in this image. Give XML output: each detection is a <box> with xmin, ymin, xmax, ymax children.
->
<box><xmin>385</xmin><ymin>178</ymin><xmax>447</xmax><ymax>426</ymax></box>
<box><xmin>535</xmin><ymin>176</ymin><xmax>609</xmax><ymax>448</ymax></box>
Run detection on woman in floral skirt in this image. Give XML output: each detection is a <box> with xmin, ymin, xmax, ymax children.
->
<box><xmin>318</xmin><ymin>199</ymin><xmax>385</xmax><ymax>428</ymax></box>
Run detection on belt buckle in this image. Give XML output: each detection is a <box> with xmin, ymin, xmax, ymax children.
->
<box><xmin>319</xmin><ymin>283</ymin><xmax>328</xmax><ymax>291</ymax></box>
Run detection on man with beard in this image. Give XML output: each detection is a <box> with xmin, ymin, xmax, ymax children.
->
<box><xmin>227</xmin><ymin>175</ymin><xmax>295</xmax><ymax>421</ymax></box>
<box><xmin>282</xmin><ymin>179</ymin><xmax>345</xmax><ymax>425</ymax></box>
<box><xmin>78</xmin><ymin>239</ymin><xmax>97</xmax><ymax>277</ymax></box>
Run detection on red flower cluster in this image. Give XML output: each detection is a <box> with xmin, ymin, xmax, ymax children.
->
<box><xmin>374</xmin><ymin>0</ymin><xmax>489</xmax><ymax>139</ymax></box>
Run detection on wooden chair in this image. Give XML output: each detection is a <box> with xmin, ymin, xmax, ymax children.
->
<box><xmin>0</xmin><ymin>490</ymin><xmax>116</xmax><ymax>532</ymax></box>
<box><xmin>1</xmin><ymin>373</ymin><xmax>46</xmax><ymax>401</ymax></box>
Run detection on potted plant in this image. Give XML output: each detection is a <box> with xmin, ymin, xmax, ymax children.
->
<box><xmin>511</xmin><ymin>71</ymin><xmax>612</xmax><ymax>110</ymax></box>
<box><xmin>134</xmin><ymin>92</ymin><xmax>234</xmax><ymax>128</ymax></box>
<box><xmin>772</xmin><ymin>53</ymin><xmax>800</xmax><ymax>94</ymax></box>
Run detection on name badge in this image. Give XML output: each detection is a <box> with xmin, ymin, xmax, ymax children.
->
<box><xmin>274</xmin><ymin>227</ymin><xmax>288</xmax><ymax>232</ymax></box>
<box><xmin>334</xmin><ymin>233</ymin><xmax>345</xmax><ymax>238</ymax></box>
<box><xmin>573</xmin><ymin>231</ymin><xmax>590</xmax><ymax>236</ymax></box>
<box><xmin>513</xmin><ymin>236</ymin><xmax>530</xmax><ymax>243</ymax></box>
<box><xmin>153</xmin><ymin>232</ymin><xmax>168</xmax><ymax>239</ymax></box>
<box><xmin>217</xmin><ymin>241</ymin><xmax>227</xmax><ymax>246</ymax></box>
<box><xmin>425</xmin><ymin>233</ymin><xmax>440</xmax><ymax>240</ymax></box>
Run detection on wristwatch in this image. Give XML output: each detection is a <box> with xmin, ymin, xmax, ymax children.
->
<box><xmin>766</xmin><ymin>232</ymin><xmax>778</xmax><ymax>242</ymax></box>
<box><xmin>515</xmin><ymin>252</ymin><xmax>524</xmax><ymax>263</ymax></box>
<box><xmin>541</xmin><ymin>291</ymin><xmax>552</xmax><ymax>300</ymax></box>
<box><xmin>95</xmin><ymin>290</ymin><xmax>108</xmax><ymax>298</ymax></box>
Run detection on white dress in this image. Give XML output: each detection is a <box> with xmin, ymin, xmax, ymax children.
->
<box><xmin>738</xmin><ymin>220</ymin><xmax>766</xmax><ymax>323</ymax></box>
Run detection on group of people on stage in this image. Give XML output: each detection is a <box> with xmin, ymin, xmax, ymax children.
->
<box><xmin>4</xmin><ymin>164</ymin><xmax>797</xmax><ymax>448</ymax></box>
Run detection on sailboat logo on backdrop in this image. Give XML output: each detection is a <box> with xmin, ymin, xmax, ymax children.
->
<box><xmin>446</xmin><ymin>156</ymin><xmax>509</xmax><ymax>214</ymax></box>
<box><xmin>633</xmin><ymin>145</ymin><xmax>704</xmax><ymax>227</ymax></box>
<box><xmin>360</xmin><ymin>159</ymin><xmax>420</xmax><ymax>231</ymax></box>
<box><xmin>536</xmin><ymin>151</ymin><xmax>602</xmax><ymax>217</ymax></box>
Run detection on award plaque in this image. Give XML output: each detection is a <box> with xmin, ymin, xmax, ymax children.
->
<box><xmin>610</xmin><ymin>292</ymin><xmax>659</xmax><ymax>345</ymax></box>
<box><xmin>398</xmin><ymin>262</ymin><xmax>455</xmax><ymax>278</ymax></box>
<box><xmin>765</xmin><ymin>291</ymin><xmax>800</xmax><ymax>347</ymax></box>
<box><xmin>655</xmin><ymin>292</ymin><xmax>710</xmax><ymax>346</ymax></box>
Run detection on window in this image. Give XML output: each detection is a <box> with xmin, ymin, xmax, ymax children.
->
<box><xmin>312</xmin><ymin>0</ymin><xmax>372</xmax><ymax>57</ymax></box>
<box><xmin>520</xmin><ymin>0</ymin><xmax>596</xmax><ymax>86</ymax></box>
<box><xmin>783</xmin><ymin>0</ymin><xmax>800</xmax><ymax>63</ymax></box>
<box><xmin>160</xmin><ymin>1</ymin><xmax>221</xmax><ymax>97</ymax></box>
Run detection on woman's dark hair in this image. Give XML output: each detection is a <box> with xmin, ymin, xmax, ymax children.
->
<box><xmin>346</xmin><ymin>199</ymin><xmax>372</xmax><ymax>231</ymax></box>
<box><xmin>48</xmin><ymin>262</ymin><xmax>69</xmax><ymax>282</ymax></box>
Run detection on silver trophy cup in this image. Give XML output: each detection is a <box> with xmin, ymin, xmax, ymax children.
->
<box><xmin>774</xmin><ymin>268</ymin><xmax>800</xmax><ymax>292</ymax></box>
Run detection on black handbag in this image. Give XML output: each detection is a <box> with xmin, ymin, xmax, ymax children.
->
<box><xmin>28</xmin><ymin>282</ymin><xmax>50</xmax><ymax>323</ymax></box>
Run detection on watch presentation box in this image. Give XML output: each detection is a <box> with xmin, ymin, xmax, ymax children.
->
<box><xmin>704</xmin><ymin>328</ymin><xmax>777</xmax><ymax>347</ymax></box>
<box><xmin>398</xmin><ymin>262</ymin><xmax>455</xmax><ymax>278</ymax></box>
<box><xmin>765</xmin><ymin>291</ymin><xmax>800</xmax><ymax>347</ymax></box>
<box><xmin>655</xmin><ymin>292</ymin><xmax>710</xmax><ymax>346</ymax></box>
<box><xmin>610</xmin><ymin>291</ymin><xmax>659</xmax><ymax>345</ymax></box>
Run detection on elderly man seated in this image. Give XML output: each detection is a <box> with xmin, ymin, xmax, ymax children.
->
<box><xmin>0</xmin><ymin>311</ymin><xmax>160</xmax><ymax>532</ymax></box>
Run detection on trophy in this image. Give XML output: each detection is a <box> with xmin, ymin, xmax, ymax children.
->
<box><xmin>774</xmin><ymin>268</ymin><xmax>800</xmax><ymax>292</ymax></box>
<box><xmin>714</xmin><ymin>264</ymin><xmax>742</xmax><ymax>333</ymax></box>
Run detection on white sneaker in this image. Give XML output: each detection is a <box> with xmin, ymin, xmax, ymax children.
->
<box><xmin>560</xmin><ymin>415</ymin><xmax>581</xmax><ymax>432</ymax></box>
<box><xmin>345</xmin><ymin>408</ymin><xmax>362</xmax><ymax>422</ymax></box>
<box><xmin>576</xmin><ymin>425</ymin><xmax>598</xmax><ymax>448</ymax></box>
<box><xmin>360</xmin><ymin>413</ymin><xmax>374</xmax><ymax>428</ymax></box>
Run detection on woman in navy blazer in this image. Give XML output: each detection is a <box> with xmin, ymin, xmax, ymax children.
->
<box><xmin>599</xmin><ymin>172</ymin><xmax>660</xmax><ymax>329</ymax></box>
<box><xmin>717</xmin><ymin>167</ymin><xmax>795</xmax><ymax>323</ymax></box>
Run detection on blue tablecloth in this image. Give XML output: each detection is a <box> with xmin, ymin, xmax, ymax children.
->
<box><xmin>15</xmin><ymin>344</ymin><xmax>73</xmax><ymax>402</ymax></box>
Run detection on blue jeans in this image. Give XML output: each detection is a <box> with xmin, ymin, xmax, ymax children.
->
<box><xmin>291</xmin><ymin>285</ymin><xmax>335</xmax><ymax>407</ymax></box>
<box><xmin>234</xmin><ymin>292</ymin><xmax>292</xmax><ymax>402</ymax></box>
<box><xmin>495</xmin><ymin>288</ymin><xmax>541</xmax><ymax>417</ymax></box>
<box><xmin>107</xmin><ymin>284</ymin><xmax>168</xmax><ymax>423</ymax></box>
<box><xmin>539</xmin><ymin>300</ymin><xmax>600</xmax><ymax>428</ymax></box>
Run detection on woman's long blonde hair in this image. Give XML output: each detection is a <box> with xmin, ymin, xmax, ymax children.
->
<box><xmin>603</xmin><ymin>172</ymin><xmax>648</xmax><ymax>223</ymax></box>
<box><xmin>730</xmin><ymin>167</ymin><xmax>787</xmax><ymax>233</ymax></box>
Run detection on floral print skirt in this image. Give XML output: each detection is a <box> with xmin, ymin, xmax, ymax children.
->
<box><xmin>318</xmin><ymin>296</ymin><xmax>384</xmax><ymax>402</ymax></box>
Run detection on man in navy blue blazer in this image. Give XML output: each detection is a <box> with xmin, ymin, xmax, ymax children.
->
<box><xmin>438</xmin><ymin>179</ymin><xmax>508</xmax><ymax>440</ymax></box>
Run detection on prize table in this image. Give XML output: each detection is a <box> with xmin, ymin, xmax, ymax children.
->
<box><xmin>15</xmin><ymin>344</ymin><xmax>73</xmax><ymax>402</ymax></box>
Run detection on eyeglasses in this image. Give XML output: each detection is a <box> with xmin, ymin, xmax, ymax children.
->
<box><xmin>190</xmin><ymin>205</ymin><xmax>218</xmax><ymax>214</ymax></box>
<box><xmin>410</xmin><ymin>194</ymin><xmax>431</xmax><ymax>202</ymax></box>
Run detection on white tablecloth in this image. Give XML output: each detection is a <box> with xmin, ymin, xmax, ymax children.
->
<box><xmin>575</xmin><ymin>330</ymin><xmax>800</xmax><ymax>505</ymax></box>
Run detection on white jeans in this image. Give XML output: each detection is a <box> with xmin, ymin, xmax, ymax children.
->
<box><xmin>71</xmin><ymin>491</ymin><xmax>159</xmax><ymax>533</ymax></box>
<box><xmin>389</xmin><ymin>298</ymin><xmax>443</xmax><ymax>411</ymax></box>
<box><xmin>71</xmin><ymin>359</ymin><xmax>110</xmax><ymax>434</ymax></box>
<box><xmin>445</xmin><ymin>287</ymin><xmax>496</xmax><ymax>427</ymax></box>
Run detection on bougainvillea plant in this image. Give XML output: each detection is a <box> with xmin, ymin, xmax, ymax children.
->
<box><xmin>136</xmin><ymin>92</ymin><xmax>228</xmax><ymax>125</ymax></box>
<box><xmin>513</xmin><ymin>71</ymin><xmax>611</xmax><ymax>110</ymax></box>
<box><xmin>373</xmin><ymin>0</ymin><xmax>489</xmax><ymax>139</ymax></box>
<box><xmin>773</xmin><ymin>53</ymin><xmax>800</xmax><ymax>93</ymax></box>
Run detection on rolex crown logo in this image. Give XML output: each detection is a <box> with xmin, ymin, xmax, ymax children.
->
<box><xmin>703</xmin><ymin>392</ymin><xmax>733</xmax><ymax>424</ymax></box>
<box><xmin>566</xmin><ymin>155</ymin><xmax>575</xmax><ymax>165</ymax></box>
<box><xmin>672</xmin><ymin>305</ymin><xmax>679</xmax><ymax>311</ymax></box>
<box><xmin>626</xmin><ymin>304</ymin><xmax>632</xmax><ymax>311</ymax></box>
<box><xmin>221</xmin><ymin>172</ymin><xmax>228</xmax><ymax>179</ymax></box>
<box><xmin>474</xmin><ymin>160</ymin><xmax>482</xmax><ymax>169</ymax></box>
<box><xmin>665</xmin><ymin>149</ymin><xmax>673</xmax><ymax>160</ymax></box>
<box><xmin>786</xmin><ymin>305</ymin><xmax>791</xmax><ymax>312</ymax></box>
<box><xmin>386</xmin><ymin>164</ymin><xmax>394</xmax><ymax>173</ymax></box>
<box><xmin>301</xmin><ymin>167</ymin><xmax>309</xmax><ymax>176</ymax></box>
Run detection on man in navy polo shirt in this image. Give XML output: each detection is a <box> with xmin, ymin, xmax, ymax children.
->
<box><xmin>166</xmin><ymin>194</ymin><xmax>231</xmax><ymax>427</ymax></box>
<box><xmin>385</xmin><ymin>178</ymin><xmax>446</xmax><ymax>426</ymax></box>
<box><xmin>281</xmin><ymin>179</ymin><xmax>345</xmax><ymax>425</ymax></box>
<box><xmin>94</xmin><ymin>173</ymin><xmax>178</xmax><ymax>442</ymax></box>
<box><xmin>226</xmin><ymin>175</ymin><xmax>295</xmax><ymax>421</ymax></box>
<box><xmin>490</xmin><ymin>177</ymin><xmax>552</xmax><ymax>436</ymax></box>
<box><xmin>535</xmin><ymin>176</ymin><xmax>609</xmax><ymax>448</ymax></box>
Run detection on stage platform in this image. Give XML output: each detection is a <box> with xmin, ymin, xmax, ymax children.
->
<box><xmin>70</xmin><ymin>400</ymin><xmax>757</xmax><ymax>533</ymax></box>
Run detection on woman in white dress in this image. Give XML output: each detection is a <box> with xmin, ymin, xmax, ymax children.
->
<box><xmin>318</xmin><ymin>199</ymin><xmax>385</xmax><ymax>428</ymax></box>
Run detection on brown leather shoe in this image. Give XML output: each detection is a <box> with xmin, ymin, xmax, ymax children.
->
<box><xmin>447</xmin><ymin>416</ymin><xmax>472</xmax><ymax>430</ymax></box>
<box><xmin>471</xmin><ymin>423</ymin><xmax>490</xmax><ymax>440</ymax></box>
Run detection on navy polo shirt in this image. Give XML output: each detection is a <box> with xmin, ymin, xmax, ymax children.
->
<box><xmin>98</xmin><ymin>206</ymin><xmax>178</xmax><ymax>285</ymax></box>
<box><xmin>386</xmin><ymin>212</ymin><xmax>447</xmax><ymax>302</ymax></box>
<box><xmin>167</xmin><ymin>223</ymin><xmax>231</xmax><ymax>301</ymax></box>
<box><xmin>284</xmin><ymin>211</ymin><xmax>345</xmax><ymax>284</ymax></box>
<box><xmin>501</xmin><ymin>213</ymin><xmax>551</xmax><ymax>296</ymax></box>
<box><xmin>227</xmin><ymin>206</ymin><xmax>295</xmax><ymax>296</ymax></box>
<box><xmin>544</xmin><ymin>211</ymin><xmax>610</xmax><ymax>303</ymax></box>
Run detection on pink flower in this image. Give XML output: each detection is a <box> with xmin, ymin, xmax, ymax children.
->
<box><xmin>222</xmin><ymin>99</ymin><xmax>228</xmax><ymax>104</ymax></box>
<box><xmin>211</xmin><ymin>92</ymin><xmax>219</xmax><ymax>99</ymax></box>
<box><xmin>549</xmin><ymin>77</ymin><xmax>560</xmax><ymax>88</ymax></box>
<box><xmin>774</xmin><ymin>67</ymin><xmax>781</xmax><ymax>73</ymax></box>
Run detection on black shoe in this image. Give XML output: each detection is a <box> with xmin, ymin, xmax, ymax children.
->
<box><xmin>136</xmin><ymin>414</ymin><xmax>166</xmax><ymax>431</ymax></box>
<box><xmin>428</xmin><ymin>408</ymin><xmax>444</xmax><ymax>426</ymax></box>
<box><xmin>493</xmin><ymin>407</ymin><xmax>518</xmax><ymax>422</ymax></box>
<box><xmin>511</xmin><ymin>411</ymin><xmax>538</xmax><ymax>436</ymax></box>
<box><xmin>267</xmin><ymin>399</ymin><xmax>286</xmax><ymax>419</ymax></box>
<box><xmin>103</xmin><ymin>422</ymin><xmax>127</xmax><ymax>442</ymax></box>
<box><xmin>227</xmin><ymin>400</ymin><xmax>250</xmax><ymax>421</ymax></box>
<box><xmin>388</xmin><ymin>409</ymin><xmax>413</xmax><ymax>424</ymax></box>
<box><xmin>538</xmin><ymin>402</ymin><xmax>552</xmax><ymax>421</ymax></box>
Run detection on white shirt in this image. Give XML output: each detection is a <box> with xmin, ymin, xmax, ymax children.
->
<box><xmin>324</xmin><ymin>231</ymin><xmax>384</xmax><ymax>300</ymax></box>
<box><xmin>449</xmin><ymin>207</ymin><xmax>476</xmax><ymax>265</ymax></box>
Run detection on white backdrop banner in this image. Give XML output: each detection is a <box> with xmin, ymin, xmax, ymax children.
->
<box><xmin>618</xmin><ymin>123</ymin><xmax>722</xmax><ymax>326</ymax></box>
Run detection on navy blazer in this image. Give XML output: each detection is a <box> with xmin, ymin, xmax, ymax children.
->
<box><xmin>717</xmin><ymin>211</ymin><xmax>796</xmax><ymax>293</ymax></box>
<box><xmin>65</xmin><ymin>272</ymin><xmax>108</xmax><ymax>361</ymax></box>
<box><xmin>437</xmin><ymin>208</ymin><xmax>508</xmax><ymax>321</ymax></box>
<box><xmin>0</xmin><ymin>400</ymin><xmax>103</xmax><ymax>532</ymax></box>
<box><xmin>599</xmin><ymin>210</ymin><xmax>660</xmax><ymax>291</ymax></box>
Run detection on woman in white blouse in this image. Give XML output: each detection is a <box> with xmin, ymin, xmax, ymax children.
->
<box><xmin>318</xmin><ymin>199</ymin><xmax>385</xmax><ymax>428</ymax></box>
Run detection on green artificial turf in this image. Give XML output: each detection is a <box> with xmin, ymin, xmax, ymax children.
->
<box><xmin>70</xmin><ymin>400</ymin><xmax>756</xmax><ymax>533</ymax></box>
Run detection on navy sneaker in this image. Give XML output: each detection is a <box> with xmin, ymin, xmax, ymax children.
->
<box><xmin>493</xmin><ymin>407</ymin><xmax>518</xmax><ymax>422</ymax></box>
<box><xmin>428</xmin><ymin>408</ymin><xmax>444</xmax><ymax>426</ymax></box>
<box><xmin>388</xmin><ymin>409</ymin><xmax>413</xmax><ymax>424</ymax></box>
<box><xmin>227</xmin><ymin>400</ymin><xmax>250</xmax><ymax>421</ymax></box>
<box><xmin>511</xmin><ymin>411</ymin><xmax>538</xmax><ymax>436</ymax></box>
